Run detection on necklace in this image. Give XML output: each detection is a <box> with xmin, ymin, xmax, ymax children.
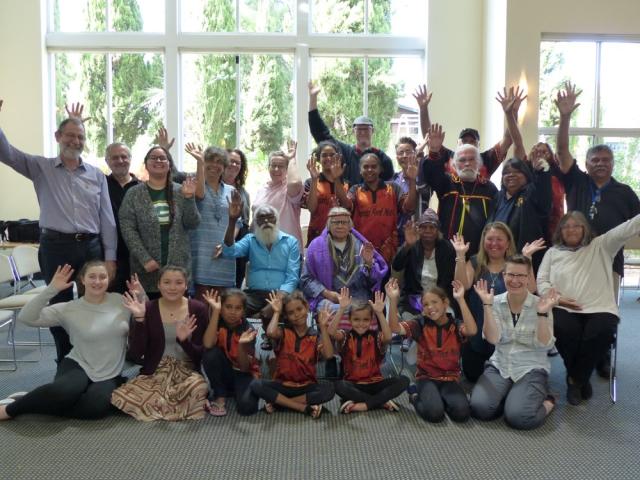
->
<box><xmin>489</xmin><ymin>271</ymin><xmax>500</xmax><ymax>289</ymax></box>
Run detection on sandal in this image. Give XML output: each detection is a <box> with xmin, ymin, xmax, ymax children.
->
<box><xmin>305</xmin><ymin>404</ymin><xmax>323</xmax><ymax>419</ymax></box>
<box><xmin>340</xmin><ymin>400</ymin><xmax>355</xmax><ymax>414</ymax></box>
<box><xmin>206</xmin><ymin>400</ymin><xmax>227</xmax><ymax>417</ymax></box>
<box><xmin>383</xmin><ymin>400</ymin><xmax>400</xmax><ymax>412</ymax></box>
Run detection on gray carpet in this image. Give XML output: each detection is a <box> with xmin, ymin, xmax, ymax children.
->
<box><xmin>1</xmin><ymin>291</ymin><xmax>639</xmax><ymax>480</ymax></box>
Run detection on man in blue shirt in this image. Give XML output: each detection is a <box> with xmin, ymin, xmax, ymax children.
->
<box><xmin>0</xmin><ymin>101</ymin><xmax>117</xmax><ymax>362</ymax></box>
<box><xmin>223</xmin><ymin>192</ymin><xmax>300</xmax><ymax>348</ymax></box>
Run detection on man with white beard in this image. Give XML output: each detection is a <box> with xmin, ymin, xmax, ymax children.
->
<box><xmin>222</xmin><ymin>192</ymin><xmax>301</xmax><ymax>348</ymax></box>
<box><xmin>422</xmin><ymin>123</ymin><xmax>498</xmax><ymax>256</ymax></box>
<box><xmin>0</xmin><ymin>101</ymin><xmax>117</xmax><ymax>363</ymax></box>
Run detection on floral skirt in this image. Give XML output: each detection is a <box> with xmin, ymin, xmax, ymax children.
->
<box><xmin>111</xmin><ymin>356</ymin><xmax>207</xmax><ymax>422</ymax></box>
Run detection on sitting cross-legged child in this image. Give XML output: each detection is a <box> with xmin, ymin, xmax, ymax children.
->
<box><xmin>387</xmin><ymin>278</ymin><xmax>477</xmax><ymax>423</ymax></box>
<box><xmin>329</xmin><ymin>286</ymin><xmax>410</xmax><ymax>414</ymax></box>
<box><xmin>250</xmin><ymin>291</ymin><xmax>335</xmax><ymax>419</ymax></box>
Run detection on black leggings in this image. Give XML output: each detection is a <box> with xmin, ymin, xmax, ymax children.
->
<box><xmin>553</xmin><ymin>309</ymin><xmax>618</xmax><ymax>385</ymax></box>
<box><xmin>461</xmin><ymin>343</ymin><xmax>492</xmax><ymax>383</ymax></box>
<box><xmin>334</xmin><ymin>376</ymin><xmax>409</xmax><ymax>410</ymax></box>
<box><xmin>413</xmin><ymin>378</ymin><xmax>470</xmax><ymax>423</ymax></box>
<box><xmin>251</xmin><ymin>380</ymin><xmax>335</xmax><ymax>406</ymax></box>
<box><xmin>6</xmin><ymin>358</ymin><xmax>124</xmax><ymax>419</ymax></box>
<box><xmin>201</xmin><ymin>347</ymin><xmax>259</xmax><ymax>416</ymax></box>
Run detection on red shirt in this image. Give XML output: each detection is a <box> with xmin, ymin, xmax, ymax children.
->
<box><xmin>216</xmin><ymin>322</ymin><xmax>260</xmax><ymax>378</ymax></box>
<box><xmin>338</xmin><ymin>330</ymin><xmax>385</xmax><ymax>383</ymax></box>
<box><xmin>273</xmin><ymin>327</ymin><xmax>321</xmax><ymax>387</ymax></box>
<box><xmin>349</xmin><ymin>181</ymin><xmax>406</xmax><ymax>264</ymax></box>
<box><xmin>400</xmin><ymin>315</ymin><xmax>464</xmax><ymax>381</ymax></box>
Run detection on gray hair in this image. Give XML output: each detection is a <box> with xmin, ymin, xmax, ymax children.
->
<box><xmin>326</xmin><ymin>207</ymin><xmax>353</xmax><ymax>229</ymax></box>
<box><xmin>203</xmin><ymin>146</ymin><xmax>229</xmax><ymax>167</ymax></box>
<box><xmin>586</xmin><ymin>144</ymin><xmax>614</xmax><ymax>162</ymax></box>
<box><xmin>268</xmin><ymin>150</ymin><xmax>289</xmax><ymax>167</ymax></box>
<box><xmin>453</xmin><ymin>144</ymin><xmax>483</xmax><ymax>166</ymax></box>
<box><xmin>105</xmin><ymin>142</ymin><xmax>131</xmax><ymax>160</ymax></box>
<box><xmin>254</xmin><ymin>204</ymin><xmax>279</xmax><ymax>221</ymax></box>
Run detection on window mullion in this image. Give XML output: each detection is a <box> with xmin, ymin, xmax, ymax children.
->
<box><xmin>106</xmin><ymin>53</ymin><xmax>113</xmax><ymax>146</ymax></box>
<box><xmin>593</xmin><ymin>41</ymin><xmax>602</xmax><ymax>129</ymax></box>
<box><xmin>236</xmin><ymin>55</ymin><xmax>241</xmax><ymax>149</ymax></box>
<box><xmin>363</xmin><ymin>56</ymin><xmax>368</xmax><ymax>116</ymax></box>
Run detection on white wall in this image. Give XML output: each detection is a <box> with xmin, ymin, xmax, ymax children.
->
<box><xmin>0</xmin><ymin>0</ymin><xmax>46</xmax><ymax>220</ymax></box>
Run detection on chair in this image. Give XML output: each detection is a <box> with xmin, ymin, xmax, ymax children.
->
<box><xmin>0</xmin><ymin>310</ymin><xmax>17</xmax><ymax>371</ymax></box>
<box><xmin>10</xmin><ymin>245</ymin><xmax>46</xmax><ymax>295</ymax></box>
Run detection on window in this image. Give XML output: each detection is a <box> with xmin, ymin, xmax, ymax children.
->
<box><xmin>46</xmin><ymin>0</ymin><xmax>427</xmax><ymax>196</ymax></box>
<box><xmin>538</xmin><ymin>39</ymin><xmax>640</xmax><ymax>191</ymax></box>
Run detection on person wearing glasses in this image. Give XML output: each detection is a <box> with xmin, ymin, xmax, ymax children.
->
<box><xmin>555</xmin><ymin>81</ymin><xmax>640</xmax><ymax>378</ymax></box>
<box><xmin>301</xmin><ymin>207</ymin><xmax>388</xmax><ymax>320</ymax></box>
<box><xmin>537</xmin><ymin>211</ymin><xmax>640</xmax><ymax>405</ymax></box>
<box><xmin>119</xmin><ymin>146</ymin><xmax>200</xmax><ymax>299</ymax></box>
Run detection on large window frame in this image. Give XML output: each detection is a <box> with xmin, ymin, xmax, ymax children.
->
<box><xmin>45</xmin><ymin>0</ymin><xmax>427</xmax><ymax>168</ymax></box>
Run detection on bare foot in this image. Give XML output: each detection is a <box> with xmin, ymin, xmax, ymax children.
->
<box><xmin>350</xmin><ymin>402</ymin><xmax>368</xmax><ymax>413</ymax></box>
<box><xmin>309</xmin><ymin>405</ymin><xmax>323</xmax><ymax>419</ymax></box>
<box><xmin>0</xmin><ymin>405</ymin><xmax>12</xmax><ymax>421</ymax></box>
<box><xmin>543</xmin><ymin>395</ymin><xmax>555</xmax><ymax>416</ymax></box>
<box><xmin>264</xmin><ymin>403</ymin><xmax>275</xmax><ymax>414</ymax></box>
<box><xmin>383</xmin><ymin>400</ymin><xmax>400</xmax><ymax>412</ymax></box>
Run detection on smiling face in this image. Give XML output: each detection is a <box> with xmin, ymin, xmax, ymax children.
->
<box><xmin>319</xmin><ymin>145</ymin><xmax>339</xmax><ymax>173</ymax></box>
<box><xmin>503</xmin><ymin>262</ymin><xmax>530</xmax><ymax>295</ymax></box>
<box><xmin>158</xmin><ymin>270</ymin><xmax>187</xmax><ymax>302</ymax></box>
<box><xmin>106</xmin><ymin>145</ymin><xmax>131</xmax><ymax>178</ymax></box>
<box><xmin>145</xmin><ymin>147</ymin><xmax>171</xmax><ymax>179</ymax></box>
<box><xmin>395</xmin><ymin>143</ymin><xmax>416</xmax><ymax>172</ymax></box>
<box><xmin>483</xmin><ymin>227</ymin><xmax>510</xmax><ymax>260</ymax></box>
<box><xmin>284</xmin><ymin>299</ymin><xmax>308</xmax><ymax>327</ymax></box>
<box><xmin>353</xmin><ymin>124</ymin><xmax>373</xmax><ymax>148</ymax></box>
<box><xmin>560</xmin><ymin>218</ymin><xmax>585</xmax><ymax>248</ymax></box>
<box><xmin>529</xmin><ymin>142</ymin><xmax>553</xmax><ymax>163</ymax></box>
<box><xmin>80</xmin><ymin>264</ymin><xmax>109</xmax><ymax>297</ymax></box>
<box><xmin>225</xmin><ymin>151</ymin><xmax>242</xmax><ymax>183</ymax></box>
<box><xmin>55</xmin><ymin>121</ymin><xmax>85</xmax><ymax>161</ymax></box>
<box><xmin>360</xmin><ymin>155</ymin><xmax>381</xmax><ymax>185</ymax></box>
<box><xmin>454</xmin><ymin>147</ymin><xmax>480</xmax><ymax>182</ymax></box>
<box><xmin>268</xmin><ymin>155</ymin><xmax>288</xmax><ymax>184</ymax></box>
<box><xmin>328</xmin><ymin>214</ymin><xmax>351</xmax><ymax>242</ymax></box>
<box><xmin>586</xmin><ymin>149</ymin><xmax>614</xmax><ymax>184</ymax></box>
<box><xmin>221</xmin><ymin>294</ymin><xmax>245</xmax><ymax>328</ymax></box>
<box><xmin>349</xmin><ymin>307</ymin><xmax>372</xmax><ymax>335</ymax></box>
<box><xmin>205</xmin><ymin>157</ymin><xmax>225</xmax><ymax>182</ymax></box>
<box><xmin>502</xmin><ymin>165</ymin><xmax>528</xmax><ymax>195</ymax></box>
<box><xmin>421</xmin><ymin>292</ymin><xmax>449</xmax><ymax>323</ymax></box>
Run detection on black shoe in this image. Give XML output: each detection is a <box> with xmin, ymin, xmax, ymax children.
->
<box><xmin>567</xmin><ymin>381</ymin><xmax>582</xmax><ymax>406</ymax></box>
<box><xmin>581</xmin><ymin>381</ymin><xmax>593</xmax><ymax>400</ymax></box>
<box><xmin>596</xmin><ymin>356</ymin><xmax>611</xmax><ymax>379</ymax></box>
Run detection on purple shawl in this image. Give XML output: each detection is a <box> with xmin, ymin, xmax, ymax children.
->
<box><xmin>305</xmin><ymin>227</ymin><xmax>388</xmax><ymax>310</ymax></box>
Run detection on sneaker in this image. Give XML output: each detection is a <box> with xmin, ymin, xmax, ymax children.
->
<box><xmin>8</xmin><ymin>391</ymin><xmax>27</xmax><ymax>400</ymax></box>
<box><xmin>581</xmin><ymin>381</ymin><xmax>593</xmax><ymax>400</ymax></box>
<box><xmin>0</xmin><ymin>398</ymin><xmax>15</xmax><ymax>406</ymax></box>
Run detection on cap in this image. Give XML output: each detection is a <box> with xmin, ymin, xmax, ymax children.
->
<box><xmin>417</xmin><ymin>208</ymin><xmax>440</xmax><ymax>227</ymax></box>
<box><xmin>353</xmin><ymin>116</ymin><xmax>374</xmax><ymax>127</ymax></box>
<box><xmin>459</xmin><ymin>128</ymin><xmax>480</xmax><ymax>141</ymax></box>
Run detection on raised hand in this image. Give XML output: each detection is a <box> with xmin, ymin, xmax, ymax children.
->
<box><xmin>360</xmin><ymin>242</ymin><xmax>375</xmax><ymax>267</ymax></box>
<box><xmin>285</xmin><ymin>139</ymin><xmax>298</xmax><ymax>161</ymax></box>
<box><xmin>122</xmin><ymin>291</ymin><xmax>146</xmax><ymax>320</ymax></box>
<box><xmin>308</xmin><ymin>81</ymin><xmax>322</xmax><ymax>98</ymax></box>
<box><xmin>181</xmin><ymin>176</ymin><xmax>196</xmax><ymax>198</ymax></box>
<box><xmin>203</xmin><ymin>289</ymin><xmax>222</xmax><ymax>312</ymax></box>
<box><xmin>450</xmin><ymin>234</ymin><xmax>470</xmax><ymax>257</ymax></box>
<box><xmin>266</xmin><ymin>290</ymin><xmax>283</xmax><ymax>315</ymax></box>
<box><xmin>176</xmin><ymin>314</ymin><xmax>197</xmax><ymax>341</ymax></box>
<box><xmin>125</xmin><ymin>273</ymin><xmax>145</xmax><ymax>301</ymax></box>
<box><xmin>451</xmin><ymin>279</ymin><xmax>466</xmax><ymax>300</ymax></box>
<box><xmin>227</xmin><ymin>189</ymin><xmax>243</xmax><ymax>220</ymax></box>
<box><xmin>537</xmin><ymin>288</ymin><xmax>560</xmax><ymax>314</ymax></box>
<box><xmin>554</xmin><ymin>81</ymin><xmax>581</xmax><ymax>116</ymax></box>
<box><xmin>337</xmin><ymin>287</ymin><xmax>352</xmax><ymax>310</ymax></box>
<box><xmin>427</xmin><ymin>123</ymin><xmax>445</xmax><ymax>152</ymax></box>
<box><xmin>238</xmin><ymin>329</ymin><xmax>258</xmax><ymax>344</ymax></box>
<box><xmin>185</xmin><ymin>142</ymin><xmax>204</xmax><ymax>163</ymax></box>
<box><xmin>404</xmin><ymin>220</ymin><xmax>419</xmax><ymax>246</ymax></box>
<box><xmin>328</xmin><ymin>156</ymin><xmax>344</xmax><ymax>180</ymax></box>
<box><xmin>368</xmin><ymin>290</ymin><xmax>386</xmax><ymax>314</ymax></box>
<box><xmin>512</xmin><ymin>84</ymin><xmax>527</xmax><ymax>116</ymax></box>
<box><xmin>50</xmin><ymin>264</ymin><xmax>74</xmax><ymax>291</ymax></box>
<box><xmin>65</xmin><ymin>102</ymin><xmax>91</xmax><ymax>123</ymax></box>
<box><xmin>412</xmin><ymin>84</ymin><xmax>432</xmax><ymax>110</ymax></box>
<box><xmin>405</xmin><ymin>156</ymin><xmax>419</xmax><ymax>181</ymax></box>
<box><xmin>155</xmin><ymin>126</ymin><xmax>175</xmax><ymax>151</ymax></box>
<box><xmin>384</xmin><ymin>277</ymin><xmax>400</xmax><ymax>301</ymax></box>
<box><xmin>522</xmin><ymin>238</ymin><xmax>546</xmax><ymax>259</ymax></box>
<box><xmin>306</xmin><ymin>156</ymin><xmax>320</xmax><ymax>179</ymax></box>
<box><xmin>473</xmin><ymin>279</ymin><xmax>494</xmax><ymax>305</ymax></box>
<box><xmin>496</xmin><ymin>86</ymin><xmax>518</xmax><ymax>114</ymax></box>
<box><xmin>317</xmin><ymin>304</ymin><xmax>333</xmax><ymax>329</ymax></box>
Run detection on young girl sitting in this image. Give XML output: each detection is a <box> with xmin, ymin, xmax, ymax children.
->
<box><xmin>200</xmin><ymin>289</ymin><xmax>261</xmax><ymax>416</ymax></box>
<box><xmin>111</xmin><ymin>266</ymin><xmax>209</xmax><ymax>421</ymax></box>
<box><xmin>387</xmin><ymin>278</ymin><xmax>477</xmax><ymax>423</ymax></box>
<box><xmin>250</xmin><ymin>291</ymin><xmax>335</xmax><ymax>419</ymax></box>
<box><xmin>329</xmin><ymin>286</ymin><xmax>409</xmax><ymax>414</ymax></box>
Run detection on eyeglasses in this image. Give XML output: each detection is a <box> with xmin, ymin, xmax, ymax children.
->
<box><xmin>504</xmin><ymin>273</ymin><xmax>528</xmax><ymax>279</ymax></box>
<box><xmin>148</xmin><ymin>156</ymin><xmax>169</xmax><ymax>162</ymax></box>
<box><xmin>330</xmin><ymin>220</ymin><xmax>350</xmax><ymax>226</ymax></box>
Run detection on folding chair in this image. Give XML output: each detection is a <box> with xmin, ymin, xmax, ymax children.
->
<box><xmin>10</xmin><ymin>245</ymin><xmax>46</xmax><ymax>295</ymax></box>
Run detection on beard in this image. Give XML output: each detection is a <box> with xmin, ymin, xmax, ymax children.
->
<box><xmin>61</xmin><ymin>145</ymin><xmax>82</xmax><ymax>161</ymax></box>
<box><xmin>255</xmin><ymin>222</ymin><xmax>279</xmax><ymax>246</ymax></box>
<box><xmin>456</xmin><ymin>167</ymin><xmax>478</xmax><ymax>182</ymax></box>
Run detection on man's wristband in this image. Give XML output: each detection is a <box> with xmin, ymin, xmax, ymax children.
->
<box><xmin>536</xmin><ymin>312</ymin><xmax>549</xmax><ymax>317</ymax></box>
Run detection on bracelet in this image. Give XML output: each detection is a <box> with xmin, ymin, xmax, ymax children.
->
<box><xmin>536</xmin><ymin>312</ymin><xmax>549</xmax><ymax>317</ymax></box>
<box><xmin>455</xmin><ymin>257</ymin><xmax>466</xmax><ymax>263</ymax></box>
<box><xmin>483</xmin><ymin>303</ymin><xmax>493</xmax><ymax>306</ymax></box>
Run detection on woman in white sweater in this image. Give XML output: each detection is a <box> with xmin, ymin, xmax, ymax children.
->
<box><xmin>0</xmin><ymin>261</ymin><xmax>137</xmax><ymax>421</ymax></box>
<box><xmin>537</xmin><ymin>211</ymin><xmax>640</xmax><ymax>405</ymax></box>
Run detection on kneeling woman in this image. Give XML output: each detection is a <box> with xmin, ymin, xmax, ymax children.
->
<box><xmin>1</xmin><ymin>262</ymin><xmax>131</xmax><ymax>421</ymax></box>
<box><xmin>111</xmin><ymin>266</ymin><xmax>209</xmax><ymax>421</ymax></box>
<box><xmin>470</xmin><ymin>255</ymin><xmax>558</xmax><ymax>430</ymax></box>
<box><xmin>251</xmin><ymin>292</ymin><xmax>335</xmax><ymax>418</ymax></box>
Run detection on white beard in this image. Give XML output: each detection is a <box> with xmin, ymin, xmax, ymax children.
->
<box><xmin>456</xmin><ymin>167</ymin><xmax>478</xmax><ymax>182</ymax></box>
<box><xmin>255</xmin><ymin>223</ymin><xmax>279</xmax><ymax>246</ymax></box>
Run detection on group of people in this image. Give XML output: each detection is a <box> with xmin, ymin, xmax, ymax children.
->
<box><xmin>1</xmin><ymin>78</ymin><xmax>639</xmax><ymax>430</ymax></box>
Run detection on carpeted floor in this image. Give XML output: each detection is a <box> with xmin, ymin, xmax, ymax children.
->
<box><xmin>1</xmin><ymin>291</ymin><xmax>639</xmax><ymax>480</ymax></box>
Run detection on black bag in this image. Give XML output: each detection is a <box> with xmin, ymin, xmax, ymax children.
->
<box><xmin>5</xmin><ymin>219</ymin><xmax>40</xmax><ymax>243</ymax></box>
